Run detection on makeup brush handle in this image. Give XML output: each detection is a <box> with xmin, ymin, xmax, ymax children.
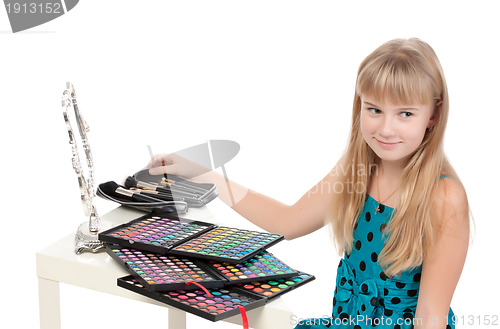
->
<box><xmin>173</xmin><ymin>181</ymin><xmax>207</xmax><ymax>194</ymax></box>
<box><xmin>142</xmin><ymin>191</ymin><xmax>185</xmax><ymax>202</ymax></box>
<box><xmin>158</xmin><ymin>186</ymin><xmax>199</xmax><ymax>198</ymax></box>
<box><xmin>131</xmin><ymin>192</ymin><xmax>165</xmax><ymax>203</ymax></box>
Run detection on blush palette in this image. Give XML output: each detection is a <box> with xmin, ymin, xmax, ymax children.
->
<box><xmin>99</xmin><ymin>213</ymin><xmax>284</xmax><ymax>263</ymax></box>
<box><xmin>118</xmin><ymin>276</ymin><xmax>266</xmax><ymax>322</ymax></box>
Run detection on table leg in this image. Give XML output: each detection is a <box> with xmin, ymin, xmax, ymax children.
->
<box><xmin>168</xmin><ymin>307</ymin><xmax>186</xmax><ymax>329</ymax></box>
<box><xmin>38</xmin><ymin>277</ymin><xmax>61</xmax><ymax>329</ymax></box>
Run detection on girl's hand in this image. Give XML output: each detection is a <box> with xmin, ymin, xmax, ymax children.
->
<box><xmin>147</xmin><ymin>153</ymin><xmax>212</xmax><ymax>179</ymax></box>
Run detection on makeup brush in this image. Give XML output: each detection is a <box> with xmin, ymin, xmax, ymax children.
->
<box><xmin>158</xmin><ymin>177</ymin><xmax>207</xmax><ymax>195</ymax></box>
<box><xmin>100</xmin><ymin>181</ymin><xmax>165</xmax><ymax>203</ymax></box>
<box><xmin>124</xmin><ymin>176</ymin><xmax>199</xmax><ymax>199</ymax></box>
<box><xmin>131</xmin><ymin>170</ymin><xmax>205</xmax><ymax>195</ymax></box>
<box><xmin>129</xmin><ymin>187</ymin><xmax>185</xmax><ymax>202</ymax></box>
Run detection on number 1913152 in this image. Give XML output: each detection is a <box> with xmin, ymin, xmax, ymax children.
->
<box><xmin>452</xmin><ymin>314</ymin><xmax>499</xmax><ymax>326</ymax></box>
<box><xmin>6</xmin><ymin>2</ymin><xmax>62</xmax><ymax>14</ymax></box>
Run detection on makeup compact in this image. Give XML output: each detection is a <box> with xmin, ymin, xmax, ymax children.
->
<box><xmin>99</xmin><ymin>213</ymin><xmax>284</xmax><ymax>263</ymax></box>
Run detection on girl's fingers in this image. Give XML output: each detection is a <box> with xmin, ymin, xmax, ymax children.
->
<box><xmin>147</xmin><ymin>153</ymin><xmax>170</xmax><ymax>169</ymax></box>
<box><xmin>148</xmin><ymin>166</ymin><xmax>167</xmax><ymax>175</ymax></box>
<box><xmin>148</xmin><ymin>163</ymin><xmax>180</xmax><ymax>176</ymax></box>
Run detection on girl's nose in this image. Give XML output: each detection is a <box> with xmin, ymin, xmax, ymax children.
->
<box><xmin>380</xmin><ymin>117</ymin><xmax>396</xmax><ymax>137</ymax></box>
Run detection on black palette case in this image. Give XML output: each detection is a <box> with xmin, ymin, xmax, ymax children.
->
<box><xmin>97</xmin><ymin>169</ymin><xmax>218</xmax><ymax>214</ymax></box>
<box><xmin>117</xmin><ymin>272</ymin><xmax>315</xmax><ymax>322</ymax></box>
<box><xmin>98</xmin><ymin>212</ymin><xmax>285</xmax><ymax>263</ymax></box>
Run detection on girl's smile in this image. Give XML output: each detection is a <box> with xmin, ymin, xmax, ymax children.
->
<box><xmin>374</xmin><ymin>138</ymin><xmax>401</xmax><ymax>148</ymax></box>
<box><xmin>360</xmin><ymin>95</ymin><xmax>435</xmax><ymax>163</ymax></box>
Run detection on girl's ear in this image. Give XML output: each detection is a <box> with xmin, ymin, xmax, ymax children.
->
<box><xmin>428</xmin><ymin>99</ymin><xmax>442</xmax><ymax>129</ymax></box>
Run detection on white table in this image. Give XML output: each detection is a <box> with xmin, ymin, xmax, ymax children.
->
<box><xmin>36</xmin><ymin>205</ymin><xmax>295</xmax><ymax>329</ymax></box>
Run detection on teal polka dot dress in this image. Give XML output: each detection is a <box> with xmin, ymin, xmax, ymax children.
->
<box><xmin>295</xmin><ymin>177</ymin><xmax>455</xmax><ymax>328</ymax></box>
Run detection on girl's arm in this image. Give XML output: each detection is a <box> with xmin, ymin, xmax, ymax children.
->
<box><xmin>414</xmin><ymin>177</ymin><xmax>470</xmax><ymax>328</ymax></box>
<box><xmin>194</xmin><ymin>168</ymin><xmax>339</xmax><ymax>239</ymax></box>
<box><xmin>148</xmin><ymin>154</ymin><xmax>341</xmax><ymax>239</ymax></box>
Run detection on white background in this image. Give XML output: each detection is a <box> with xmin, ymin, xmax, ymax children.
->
<box><xmin>1</xmin><ymin>1</ymin><xmax>499</xmax><ymax>328</ymax></box>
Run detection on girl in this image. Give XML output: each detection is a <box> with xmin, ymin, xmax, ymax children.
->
<box><xmin>148</xmin><ymin>38</ymin><xmax>470</xmax><ymax>329</ymax></box>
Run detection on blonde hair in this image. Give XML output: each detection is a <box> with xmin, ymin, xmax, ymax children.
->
<box><xmin>328</xmin><ymin>38</ymin><xmax>463</xmax><ymax>277</ymax></box>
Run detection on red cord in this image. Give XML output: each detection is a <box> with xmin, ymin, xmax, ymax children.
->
<box><xmin>185</xmin><ymin>282</ymin><xmax>213</xmax><ymax>297</ymax></box>
<box><xmin>238</xmin><ymin>306</ymin><xmax>249</xmax><ymax>329</ymax></box>
<box><xmin>186</xmin><ymin>282</ymin><xmax>248</xmax><ymax>328</ymax></box>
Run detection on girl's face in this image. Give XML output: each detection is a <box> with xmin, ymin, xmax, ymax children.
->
<box><xmin>360</xmin><ymin>95</ymin><xmax>436</xmax><ymax>164</ymax></box>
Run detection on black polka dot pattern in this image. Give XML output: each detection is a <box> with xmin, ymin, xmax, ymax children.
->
<box><xmin>391</xmin><ymin>297</ymin><xmax>401</xmax><ymax>305</ymax></box>
<box><xmin>377</xmin><ymin>204</ymin><xmax>385</xmax><ymax>213</ymax></box>
<box><xmin>324</xmin><ymin>197</ymin><xmax>440</xmax><ymax>328</ymax></box>
<box><xmin>407</xmin><ymin>290</ymin><xmax>418</xmax><ymax>297</ymax></box>
<box><xmin>396</xmin><ymin>282</ymin><xmax>406</xmax><ymax>289</ymax></box>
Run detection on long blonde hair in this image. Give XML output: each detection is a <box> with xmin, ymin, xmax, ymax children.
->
<box><xmin>328</xmin><ymin>38</ymin><xmax>462</xmax><ymax>277</ymax></box>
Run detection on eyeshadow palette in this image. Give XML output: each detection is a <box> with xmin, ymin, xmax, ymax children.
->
<box><xmin>118</xmin><ymin>276</ymin><xmax>266</xmax><ymax>322</ymax></box>
<box><xmin>98</xmin><ymin>213</ymin><xmax>216</xmax><ymax>253</ymax></box>
<box><xmin>99</xmin><ymin>213</ymin><xmax>285</xmax><ymax>263</ymax></box>
<box><xmin>171</xmin><ymin>227</ymin><xmax>284</xmax><ymax>263</ymax></box>
<box><xmin>238</xmin><ymin>272</ymin><xmax>315</xmax><ymax>300</ymax></box>
<box><xmin>117</xmin><ymin>271</ymin><xmax>315</xmax><ymax>322</ymax></box>
<box><xmin>207</xmin><ymin>251</ymin><xmax>298</xmax><ymax>284</ymax></box>
<box><xmin>106</xmin><ymin>245</ymin><xmax>225</xmax><ymax>291</ymax></box>
<box><xmin>107</xmin><ymin>245</ymin><xmax>299</xmax><ymax>290</ymax></box>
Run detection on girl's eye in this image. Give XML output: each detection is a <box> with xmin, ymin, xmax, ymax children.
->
<box><xmin>400</xmin><ymin>112</ymin><xmax>413</xmax><ymax>118</ymax></box>
<box><xmin>368</xmin><ymin>108</ymin><xmax>381</xmax><ymax>114</ymax></box>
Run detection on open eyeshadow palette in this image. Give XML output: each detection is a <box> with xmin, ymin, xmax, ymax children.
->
<box><xmin>118</xmin><ymin>272</ymin><xmax>315</xmax><ymax>322</ymax></box>
<box><xmin>102</xmin><ymin>211</ymin><xmax>314</xmax><ymax>323</ymax></box>
<box><xmin>106</xmin><ymin>245</ymin><xmax>300</xmax><ymax>291</ymax></box>
<box><xmin>236</xmin><ymin>272</ymin><xmax>314</xmax><ymax>299</ymax></box>
<box><xmin>99</xmin><ymin>213</ymin><xmax>284</xmax><ymax>263</ymax></box>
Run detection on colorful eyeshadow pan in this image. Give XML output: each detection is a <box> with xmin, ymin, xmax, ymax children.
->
<box><xmin>171</xmin><ymin>227</ymin><xmax>283</xmax><ymax>262</ymax></box>
<box><xmin>118</xmin><ymin>276</ymin><xmax>266</xmax><ymax>322</ymax></box>
<box><xmin>208</xmin><ymin>252</ymin><xmax>298</xmax><ymax>284</ymax></box>
<box><xmin>99</xmin><ymin>214</ymin><xmax>216</xmax><ymax>253</ymax></box>
<box><xmin>239</xmin><ymin>272</ymin><xmax>315</xmax><ymax>300</ymax></box>
<box><xmin>106</xmin><ymin>245</ymin><xmax>225</xmax><ymax>291</ymax></box>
